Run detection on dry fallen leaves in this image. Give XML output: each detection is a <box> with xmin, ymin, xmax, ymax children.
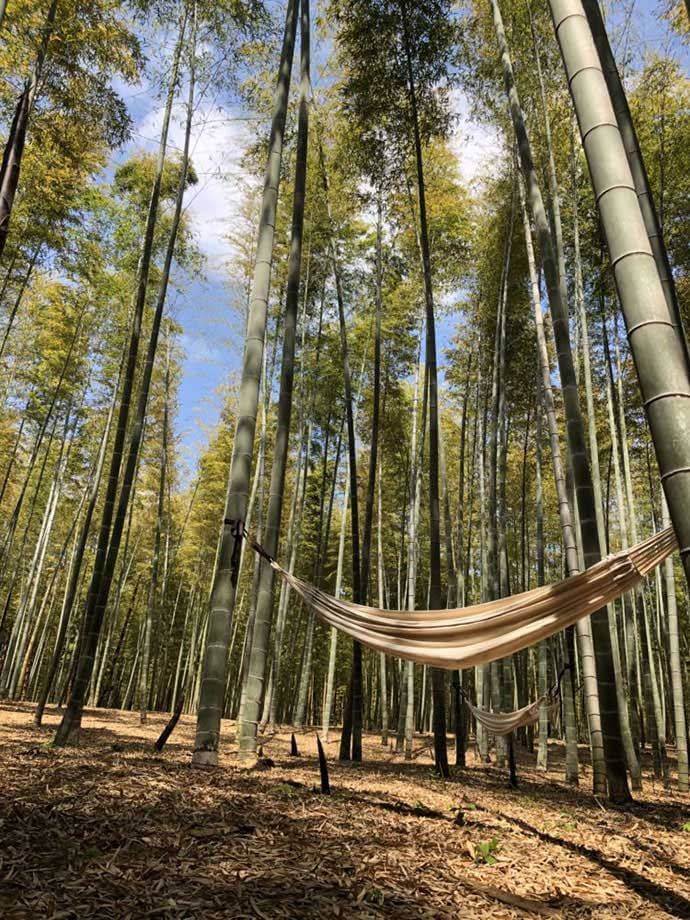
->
<box><xmin>0</xmin><ymin>703</ymin><xmax>689</xmax><ymax>918</ymax></box>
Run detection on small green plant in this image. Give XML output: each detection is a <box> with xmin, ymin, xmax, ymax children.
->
<box><xmin>365</xmin><ymin>887</ymin><xmax>385</xmax><ymax>906</ymax></box>
<box><xmin>681</xmin><ymin>821</ymin><xmax>690</xmax><ymax>832</ymax></box>
<box><xmin>83</xmin><ymin>846</ymin><xmax>103</xmax><ymax>861</ymax></box>
<box><xmin>475</xmin><ymin>837</ymin><xmax>500</xmax><ymax>866</ymax></box>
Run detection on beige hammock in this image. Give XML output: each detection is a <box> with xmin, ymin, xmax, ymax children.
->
<box><xmin>248</xmin><ymin>526</ymin><xmax>677</xmax><ymax>671</ymax></box>
<box><xmin>464</xmin><ymin>696</ymin><xmax>547</xmax><ymax>735</ymax></box>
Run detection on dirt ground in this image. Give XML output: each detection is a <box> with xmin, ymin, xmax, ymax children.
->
<box><xmin>1</xmin><ymin>704</ymin><xmax>690</xmax><ymax>918</ymax></box>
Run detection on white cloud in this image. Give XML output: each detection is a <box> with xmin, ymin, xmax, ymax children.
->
<box><xmin>130</xmin><ymin>101</ymin><xmax>260</xmax><ymax>278</ymax></box>
<box><xmin>179</xmin><ymin>329</ymin><xmax>225</xmax><ymax>365</ymax></box>
<box><xmin>448</xmin><ymin>88</ymin><xmax>502</xmax><ymax>191</ymax></box>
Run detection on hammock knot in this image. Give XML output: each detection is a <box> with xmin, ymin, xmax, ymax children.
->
<box><xmin>229</xmin><ymin>521</ymin><xmax>276</xmax><ymax>567</ymax></box>
<box><xmin>223</xmin><ymin>518</ymin><xmax>245</xmax><ymax>587</ymax></box>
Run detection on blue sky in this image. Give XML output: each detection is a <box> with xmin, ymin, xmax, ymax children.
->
<box><xmin>115</xmin><ymin>0</ymin><xmax>688</xmax><ymax>485</ymax></box>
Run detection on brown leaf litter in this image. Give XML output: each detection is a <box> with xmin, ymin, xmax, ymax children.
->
<box><xmin>1</xmin><ymin>703</ymin><xmax>689</xmax><ymax>918</ymax></box>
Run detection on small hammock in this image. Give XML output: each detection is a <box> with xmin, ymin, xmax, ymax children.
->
<box><xmin>460</xmin><ymin>667</ymin><xmax>568</xmax><ymax>736</ymax></box>
<box><xmin>463</xmin><ymin>695</ymin><xmax>549</xmax><ymax>735</ymax></box>
<box><xmin>240</xmin><ymin>525</ymin><xmax>676</xmax><ymax>671</ymax></box>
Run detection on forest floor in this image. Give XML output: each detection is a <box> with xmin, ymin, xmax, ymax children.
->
<box><xmin>1</xmin><ymin>705</ymin><xmax>690</xmax><ymax>918</ymax></box>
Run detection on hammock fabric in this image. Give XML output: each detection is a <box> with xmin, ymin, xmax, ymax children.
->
<box><xmin>246</xmin><ymin>525</ymin><xmax>676</xmax><ymax>672</ymax></box>
<box><xmin>462</xmin><ymin>665</ymin><xmax>571</xmax><ymax>735</ymax></box>
<box><xmin>463</xmin><ymin>695</ymin><xmax>550</xmax><ymax>736</ymax></box>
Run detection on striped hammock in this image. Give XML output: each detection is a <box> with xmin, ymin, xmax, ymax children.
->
<box><xmin>463</xmin><ymin>695</ymin><xmax>550</xmax><ymax>735</ymax></box>
<box><xmin>249</xmin><ymin>526</ymin><xmax>676</xmax><ymax>672</ymax></box>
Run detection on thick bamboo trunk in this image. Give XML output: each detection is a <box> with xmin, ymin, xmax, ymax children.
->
<box><xmin>548</xmin><ymin>0</ymin><xmax>690</xmax><ymax>686</ymax></box>
<box><xmin>494</xmin><ymin>0</ymin><xmax>628</xmax><ymax>801</ymax></box>
<box><xmin>581</xmin><ymin>0</ymin><xmax>688</xmax><ymax>361</ymax></box>
<box><xmin>0</xmin><ymin>0</ymin><xmax>58</xmax><ymax>259</ymax></box>
<box><xmin>552</xmin><ymin>0</ymin><xmax>690</xmax><ymax>788</ymax></box>
<box><xmin>237</xmin><ymin>0</ymin><xmax>310</xmax><ymax>760</ymax></box>
<box><xmin>193</xmin><ymin>0</ymin><xmax>298</xmax><ymax>764</ymax></box>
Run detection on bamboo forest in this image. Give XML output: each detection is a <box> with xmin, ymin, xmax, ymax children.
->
<box><xmin>1</xmin><ymin>0</ymin><xmax>690</xmax><ymax>915</ymax></box>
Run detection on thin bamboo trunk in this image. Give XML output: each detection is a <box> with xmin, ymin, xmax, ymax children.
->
<box><xmin>662</xmin><ymin>492</ymin><xmax>688</xmax><ymax>789</ymax></box>
<box><xmin>321</xmin><ymin>454</ymin><xmax>349</xmax><ymax>742</ymax></box>
<box><xmin>360</xmin><ymin>196</ymin><xmax>383</xmax><ymax>606</ymax></box>
<box><xmin>489</xmin><ymin>186</ymin><xmax>512</xmax><ymax>768</ymax></box>
<box><xmin>535</xmin><ymin>383</ymin><xmax>549</xmax><ymax>771</ymax></box>
<box><xmin>294</xmin><ymin>424</ymin><xmax>334</xmax><ymax>729</ymax></box>
<box><xmin>0</xmin><ymin>246</ymin><xmax>39</xmax><ymax>361</ymax></box>
<box><xmin>0</xmin><ymin>415</ymin><xmax>25</xmax><ymax>511</ymax></box>
<box><xmin>377</xmin><ymin>464</ymin><xmax>388</xmax><ymax>744</ymax></box>
<box><xmin>402</xmin><ymin>338</ymin><xmax>424</xmax><ymax>758</ymax></box>
<box><xmin>519</xmin><ymin>179</ymin><xmax>581</xmax><ymax>783</ymax></box>
<box><xmin>10</xmin><ymin>423</ymin><xmax>75</xmax><ymax>697</ymax></box>
<box><xmin>0</xmin><ymin>412</ymin><xmax>60</xmax><ymax>638</ymax></box>
<box><xmin>55</xmin><ymin>9</ymin><xmax>189</xmax><ymax>746</ymax></box>
<box><xmin>0</xmin><ymin>313</ymin><xmax>83</xmax><ymax>578</ymax></box>
<box><xmin>400</xmin><ymin>0</ymin><xmax>448</xmax><ymax>778</ymax></box>
<box><xmin>138</xmin><ymin>332</ymin><xmax>171</xmax><ymax>723</ymax></box>
<box><xmin>312</xmin><ymin>130</ymin><xmax>364</xmax><ymax>759</ymax></box>
<box><xmin>269</xmin><ymin>414</ymin><xmax>309</xmax><ymax>726</ymax></box>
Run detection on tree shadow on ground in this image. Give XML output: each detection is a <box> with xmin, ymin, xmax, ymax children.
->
<box><xmin>501</xmin><ymin>810</ymin><xmax>690</xmax><ymax>918</ymax></box>
<box><xmin>0</xmin><ymin>751</ymin><xmax>545</xmax><ymax>918</ymax></box>
<box><xmin>4</xmin><ymin>748</ymin><xmax>688</xmax><ymax>919</ymax></box>
<box><xmin>3</xmin><ymin>714</ymin><xmax>689</xmax><ymax>919</ymax></box>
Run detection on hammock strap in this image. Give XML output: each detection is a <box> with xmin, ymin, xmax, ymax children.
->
<box><xmin>549</xmin><ymin>663</ymin><xmax>571</xmax><ymax>701</ymax></box>
<box><xmin>228</xmin><ymin>521</ymin><xmax>276</xmax><ymax>566</ymax></box>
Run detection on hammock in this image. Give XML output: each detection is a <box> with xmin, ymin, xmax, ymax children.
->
<box><xmin>243</xmin><ymin>525</ymin><xmax>676</xmax><ymax>672</ymax></box>
<box><xmin>463</xmin><ymin>695</ymin><xmax>549</xmax><ymax>735</ymax></box>
<box><xmin>460</xmin><ymin>665</ymin><xmax>568</xmax><ymax>736</ymax></box>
